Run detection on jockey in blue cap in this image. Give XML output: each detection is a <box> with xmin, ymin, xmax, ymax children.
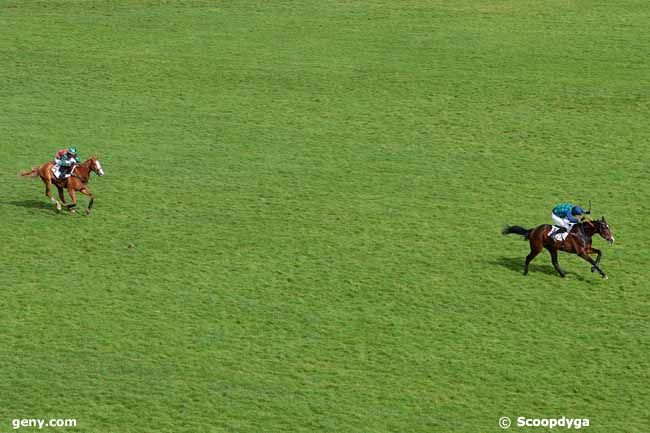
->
<box><xmin>551</xmin><ymin>203</ymin><xmax>590</xmax><ymax>235</ymax></box>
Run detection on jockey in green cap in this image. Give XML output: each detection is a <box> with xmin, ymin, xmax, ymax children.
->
<box><xmin>54</xmin><ymin>147</ymin><xmax>80</xmax><ymax>179</ymax></box>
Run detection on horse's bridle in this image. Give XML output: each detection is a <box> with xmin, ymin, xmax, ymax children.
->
<box><xmin>585</xmin><ymin>219</ymin><xmax>611</xmax><ymax>241</ymax></box>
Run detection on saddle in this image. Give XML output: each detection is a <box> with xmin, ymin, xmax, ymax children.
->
<box><xmin>51</xmin><ymin>164</ymin><xmax>76</xmax><ymax>181</ymax></box>
<box><xmin>549</xmin><ymin>226</ymin><xmax>570</xmax><ymax>241</ymax></box>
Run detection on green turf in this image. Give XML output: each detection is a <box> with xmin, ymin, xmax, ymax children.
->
<box><xmin>1</xmin><ymin>1</ymin><xmax>648</xmax><ymax>432</ymax></box>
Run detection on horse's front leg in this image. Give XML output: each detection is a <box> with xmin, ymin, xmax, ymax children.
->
<box><xmin>79</xmin><ymin>187</ymin><xmax>95</xmax><ymax>215</ymax></box>
<box><xmin>66</xmin><ymin>188</ymin><xmax>78</xmax><ymax>213</ymax></box>
<box><xmin>577</xmin><ymin>250</ymin><xmax>607</xmax><ymax>279</ymax></box>
<box><xmin>56</xmin><ymin>186</ymin><xmax>66</xmax><ymax>205</ymax></box>
<box><xmin>587</xmin><ymin>247</ymin><xmax>602</xmax><ymax>272</ymax></box>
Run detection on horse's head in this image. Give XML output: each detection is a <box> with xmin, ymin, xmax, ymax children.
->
<box><xmin>595</xmin><ymin>216</ymin><xmax>615</xmax><ymax>244</ymax></box>
<box><xmin>88</xmin><ymin>156</ymin><xmax>105</xmax><ymax>177</ymax></box>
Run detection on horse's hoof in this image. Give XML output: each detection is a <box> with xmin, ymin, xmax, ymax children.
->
<box><xmin>603</xmin><ymin>275</ymin><xmax>608</xmax><ymax>280</ymax></box>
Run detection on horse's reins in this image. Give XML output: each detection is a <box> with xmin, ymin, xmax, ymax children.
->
<box><xmin>70</xmin><ymin>162</ymin><xmax>94</xmax><ymax>183</ymax></box>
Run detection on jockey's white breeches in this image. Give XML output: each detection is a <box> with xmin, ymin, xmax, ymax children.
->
<box><xmin>551</xmin><ymin>213</ymin><xmax>573</xmax><ymax>231</ymax></box>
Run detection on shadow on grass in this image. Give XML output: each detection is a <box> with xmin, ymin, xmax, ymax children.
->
<box><xmin>494</xmin><ymin>256</ymin><xmax>592</xmax><ymax>282</ymax></box>
<box><xmin>2</xmin><ymin>200</ymin><xmax>59</xmax><ymax>214</ymax></box>
<box><xmin>494</xmin><ymin>256</ymin><xmax>557</xmax><ymax>276</ymax></box>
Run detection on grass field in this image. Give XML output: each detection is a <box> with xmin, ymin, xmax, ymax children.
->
<box><xmin>1</xmin><ymin>1</ymin><xmax>649</xmax><ymax>432</ymax></box>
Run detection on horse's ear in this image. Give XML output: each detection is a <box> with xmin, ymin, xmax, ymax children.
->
<box><xmin>602</xmin><ymin>215</ymin><xmax>606</xmax><ymax>222</ymax></box>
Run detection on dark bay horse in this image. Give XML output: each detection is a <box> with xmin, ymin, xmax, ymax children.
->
<box><xmin>21</xmin><ymin>157</ymin><xmax>105</xmax><ymax>214</ymax></box>
<box><xmin>502</xmin><ymin>217</ymin><xmax>615</xmax><ymax>279</ymax></box>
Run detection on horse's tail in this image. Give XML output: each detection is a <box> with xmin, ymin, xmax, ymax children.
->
<box><xmin>19</xmin><ymin>167</ymin><xmax>39</xmax><ymax>178</ymax></box>
<box><xmin>502</xmin><ymin>225</ymin><xmax>532</xmax><ymax>240</ymax></box>
<box><xmin>20</xmin><ymin>167</ymin><xmax>39</xmax><ymax>178</ymax></box>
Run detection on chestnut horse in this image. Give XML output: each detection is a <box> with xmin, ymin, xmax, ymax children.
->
<box><xmin>21</xmin><ymin>157</ymin><xmax>105</xmax><ymax>214</ymax></box>
<box><xmin>502</xmin><ymin>217</ymin><xmax>615</xmax><ymax>279</ymax></box>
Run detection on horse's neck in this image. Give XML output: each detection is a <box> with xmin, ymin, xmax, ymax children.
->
<box><xmin>75</xmin><ymin>163</ymin><xmax>91</xmax><ymax>180</ymax></box>
<box><xmin>578</xmin><ymin>222</ymin><xmax>596</xmax><ymax>238</ymax></box>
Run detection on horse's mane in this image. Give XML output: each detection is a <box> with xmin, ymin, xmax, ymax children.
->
<box><xmin>577</xmin><ymin>219</ymin><xmax>604</xmax><ymax>237</ymax></box>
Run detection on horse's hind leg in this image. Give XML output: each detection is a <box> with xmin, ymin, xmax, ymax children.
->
<box><xmin>44</xmin><ymin>180</ymin><xmax>61</xmax><ymax>211</ymax></box>
<box><xmin>546</xmin><ymin>247</ymin><xmax>566</xmax><ymax>277</ymax></box>
<box><xmin>524</xmin><ymin>242</ymin><xmax>543</xmax><ymax>276</ymax></box>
